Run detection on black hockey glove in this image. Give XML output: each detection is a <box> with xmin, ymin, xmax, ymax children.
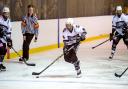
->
<box><xmin>109</xmin><ymin>33</ymin><xmax>113</xmax><ymax>41</ymax></box>
<box><xmin>76</xmin><ymin>36</ymin><xmax>81</xmax><ymax>43</ymax></box>
<box><xmin>122</xmin><ymin>25</ymin><xmax>128</xmax><ymax>34</ymax></box>
<box><xmin>76</xmin><ymin>33</ymin><xmax>86</xmax><ymax>43</ymax></box>
<box><xmin>7</xmin><ymin>38</ymin><xmax>12</xmax><ymax>48</ymax></box>
<box><xmin>34</xmin><ymin>37</ymin><xmax>37</xmax><ymax>42</ymax></box>
<box><xmin>0</xmin><ymin>28</ymin><xmax>4</xmax><ymax>37</ymax></box>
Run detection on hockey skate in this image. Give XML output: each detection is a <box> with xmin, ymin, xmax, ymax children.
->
<box><xmin>0</xmin><ymin>64</ymin><xmax>6</xmax><ymax>71</ymax></box>
<box><xmin>74</xmin><ymin>61</ymin><xmax>82</xmax><ymax>78</ymax></box>
<box><xmin>109</xmin><ymin>50</ymin><xmax>115</xmax><ymax>60</ymax></box>
<box><xmin>109</xmin><ymin>53</ymin><xmax>114</xmax><ymax>60</ymax></box>
<box><xmin>19</xmin><ymin>57</ymin><xmax>23</xmax><ymax>62</ymax></box>
<box><xmin>19</xmin><ymin>57</ymin><xmax>28</xmax><ymax>62</ymax></box>
<box><xmin>76</xmin><ymin>69</ymin><xmax>82</xmax><ymax>78</ymax></box>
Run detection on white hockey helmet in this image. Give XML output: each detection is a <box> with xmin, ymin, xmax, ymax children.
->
<box><xmin>2</xmin><ymin>7</ymin><xmax>10</xmax><ymax>13</ymax></box>
<box><xmin>66</xmin><ymin>18</ymin><xmax>74</xmax><ymax>25</ymax></box>
<box><xmin>116</xmin><ymin>6</ymin><xmax>122</xmax><ymax>11</ymax></box>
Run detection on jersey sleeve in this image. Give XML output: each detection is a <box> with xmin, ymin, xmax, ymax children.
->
<box><xmin>21</xmin><ymin>16</ymin><xmax>27</xmax><ymax>34</ymax></box>
<box><xmin>62</xmin><ymin>28</ymin><xmax>74</xmax><ymax>46</ymax></box>
<box><xmin>62</xmin><ymin>28</ymin><xmax>68</xmax><ymax>41</ymax></box>
<box><xmin>6</xmin><ymin>19</ymin><xmax>12</xmax><ymax>38</ymax></box>
<box><xmin>0</xmin><ymin>17</ymin><xmax>12</xmax><ymax>38</ymax></box>
<box><xmin>33</xmin><ymin>16</ymin><xmax>39</xmax><ymax>37</ymax></box>
<box><xmin>122</xmin><ymin>14</ymin><xmax>128</xmax><ymax>24</ymax></box>
<box><xmin>75</xmin><ymin>25</ymin><xmax>87</xmax><ymax>41</ymax></box>
<box><xmin>112</xmin><ymin>16</ymin><xmax>116</xmax><ymax>29</ymax></box>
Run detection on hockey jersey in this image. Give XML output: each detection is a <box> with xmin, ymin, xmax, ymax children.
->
<box><xmin>63</xmin><ymin>25</ymin><xmax>87</xmax><ymax>46</ymax></box>
<box><xmin>112</xmin><ymin>13</ymin><xmax>128</xmax><ymax>35</ymax></box>
<box><xmin>0</xmin><ymin>15</ymin><xmax>12</xmax><ymax>43</ymax></box>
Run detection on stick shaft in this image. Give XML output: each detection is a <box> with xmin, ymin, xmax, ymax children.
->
<box><xmin>92</xmin><ymin>39</ymin><xmax>109</xmax><ymax>49</ymax></box>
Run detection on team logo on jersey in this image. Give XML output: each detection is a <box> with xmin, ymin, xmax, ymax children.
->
<box><xmin>116</xmin><ymin>21</ymin><xmax>126</xmax><ymax>29</ymax></box>
<box><xmin>68</xmin><ymin>35</ymin><xmax>77</xmax><ymax>41</ymax></box>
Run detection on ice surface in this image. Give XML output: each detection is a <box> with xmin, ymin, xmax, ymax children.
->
<box><xmin>0</xmin><ymin>39</ymin><xmax>128</xmax><ymax>89</ymax></box>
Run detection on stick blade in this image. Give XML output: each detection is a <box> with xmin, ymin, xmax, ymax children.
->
<box><xmin>92</xmin><ymin>47</ymin><xmax>95</xmax><ymax>49</ymax></box>
<box><xmin>27</xmin><ymin>63</ymin><xmax>36</xmax><ymax>66</ymax></box>
<box><xmin>115</xmin><ymin>73</ymin><xmax>121</xmax><ymax>78</ymax></box>
<box><xmin>23</xmin><ymin>58</ymin><xmax>36</xmax><ymax>66</ymax></box>
<box><xmin>32</xmin><ymin>72</ymin><xmax>40</xmax><ymax>75</ymax></box>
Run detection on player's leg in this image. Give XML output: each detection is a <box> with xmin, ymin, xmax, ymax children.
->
<box><xmin>123</xmin><ymin>34</ymin><xmax>128</xmax><ymax>49</ymax></box>
<box><xmin>63</xmin><ymin>46</ymin><xmax>81</xmax><ymax>77</ymax></box>
<box><xmin>0</xmin><ymin>43</ymin><xmax>7</xmax><ymax>71</ymax></box>
<box><xmin>71</xmin><ymin>49</ymin><xmax>82</xmax><ymax>77</ymax></box>
<box><xmin>109</xmin><ymin>36</ymin><xmax>121</xmax><ymax>59</ymax></box>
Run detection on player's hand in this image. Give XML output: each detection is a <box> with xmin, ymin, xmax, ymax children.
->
<box><xmin>23</xmin><ymin>36</ymin><xmax>26</xmax><ymax>41</ymax></box>
<box><xmin>63</xmin><ymin>46</ymin><xmax>69</xmax><ymax>54</ymax></box>
<box><xmin>109</xmin><ymin>33</ymin><xmax>113</xmax><ymax>41</ymax></box>
<box><xmin>76</xmin><ymin>36</ymin><xmax>81</xmax><ymax>43</ymax></box>
<box><xmin>34</xmin><ymin>37</ymin><xmax>37</xmax><ymax>42</ymax></box>
<box><xmin>7</xmin><ymin>38</ymin><xmax>12</xmax><ymax>49</ymax></box>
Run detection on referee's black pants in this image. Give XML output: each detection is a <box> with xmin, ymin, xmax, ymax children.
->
<box><xmin>23</xmin><ymin>33</ymin><xmax>34</xmax><ymax>60</ymax></box>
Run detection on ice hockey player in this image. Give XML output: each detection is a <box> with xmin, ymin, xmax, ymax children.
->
<box><xmin>0</xmin><ymin>7</ymin><xmax>12</xmax><ymax>71</ymax></box>
<box><xmin>19</xmin><ymin>5</ymin><xmax>39</xmax><ymax>61</ymax></box>
<box><xmin>63</xmin><ymin>18</ymin><xmax>87</xmax><ymax>77</ymax></box>
<box><xmin>109</xmin><ymin>6</ymin><xmax>128</xmax><ymax>59</ymax></box>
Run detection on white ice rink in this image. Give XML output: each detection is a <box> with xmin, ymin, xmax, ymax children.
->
<box><xmin>0</xmin><ymin>39</ymin><xmax>128</xmax><ymax>89</ymax></box>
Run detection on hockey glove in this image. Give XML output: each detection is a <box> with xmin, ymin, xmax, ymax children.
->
<box><xmin>0</xmin><ymin>29</ymin><xmax>4</xmax><ymax>37</ymax></box>
<box><xmin>7</xmin><ymin>38</ymin><xmax>12</xmax><ymax>48</ymax></box>
<box><xmin>109</xmin><ymin>33</ymin><xmax>113</xmax><ymax>41</ymax></box>
<box><xmin>76</xmin><ymin>36</ymin><xmax>81</xmax><ymax>43</ymax></box>
<box><xmin>34</xmin><ymin>37</ymin><xmax>37</xmax><ymax>42</ymax></box>
<box><xmin>63</xmin><ymin>46</ymin><xmax>69</xmax><ymax>54</ymax></box>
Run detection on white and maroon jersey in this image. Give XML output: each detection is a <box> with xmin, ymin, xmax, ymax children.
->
<box><xmin>63</xmin><ymin>25</ymin><xmax>87</xmax><ymax>46</ymax></box>
<box><xmin>112</xmin><ymin>13</ymin><xmax>128</xmax><ymax>35</ymax></box>
<box><xmin>0</xmin><ymin>15</ymin><xmax>12</xmax><ymax>43</ymax></box>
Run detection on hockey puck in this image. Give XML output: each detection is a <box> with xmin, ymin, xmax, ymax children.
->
<box><xmin>36</xmin><ymin>76</ymin><xmax>39</xmax><ymax>78</ymax></box>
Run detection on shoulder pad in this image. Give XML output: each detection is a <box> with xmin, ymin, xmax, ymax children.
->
<box><xmin>32</xmin><ymin>16</ymin><xmax>38</xmax><ymax>20</ymax></box>
<box><xmin>113</xmin><ymin>15</ymin><xmax>116</xmax><ymax>19</ymax></box>
<box><xmin>63</xmin><ymin>28</ymin><xmax>67</xmax><ymax>32</ymax></box>
<box><xmin>22</xmin><ymin>16</ymin><xmax>26</xmax><ymax>20</ymax></box>
<box><xmin>82</xmin><ymin>28</ymin><xmax>85</xmax><ymax>31</ymax></box>
<box><xmin>76</xmin><ymin>25</ymin><xmax>80</xmax><ymax>28</ymax></box>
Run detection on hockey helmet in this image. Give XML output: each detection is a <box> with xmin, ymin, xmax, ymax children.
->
<box><xmin>116</xmin><ymin>6</ymin><xmax>122</xmax><ymax>11</ymax></box>
<box><xmin>66</xmin><ymin>18</ymin><xmax>74</xmax><ymax>25</ymax></box>
<box><xmin>2</xmin><ymin>7</ymin><xmax>10</xmax><ymax>13</ymax></box>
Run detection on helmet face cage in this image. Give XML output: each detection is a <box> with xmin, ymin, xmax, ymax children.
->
<box><xmin>3</xmin><ymin>12</ymin><xmax>10</xmax><ymax>18</ymax></box>
<box><xmin>66</xmin><ymin>24</ymin><xmax>73</xmax><ymax>31</ymax></box>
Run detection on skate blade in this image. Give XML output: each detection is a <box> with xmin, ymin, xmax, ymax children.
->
<box><xmin>108</xmin><ymin>56</ymin><xmax>113</xmax><ymax>61</ymax></box>
<box><xmin>76</xmin><ymin>74</ymin><xmax>82</xmax><ymax>78</ymax></box>
<box><xmin>0</xmin><ymin>69</ymin><xmax>6</xmax><ymax>71</ymax></box>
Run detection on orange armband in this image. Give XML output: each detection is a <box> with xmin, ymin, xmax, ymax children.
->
<box><xmin>34</xmin><ymin>23</ymin><xmax>39</xmax><ymax>29</ymax></box>
<box><xmin>21</xmin><ymin>20</ymin><xmax>26</xmax><ymax>27</ymax></box>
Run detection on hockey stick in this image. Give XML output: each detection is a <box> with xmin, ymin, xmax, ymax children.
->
<box><xmin>92</xmin><ymin>39</ymin><xmax>110</xmax><ymax>49</ymax></box>
<box><xmin>92</xmin><ymin>34</ymin><xmax>120</xmax><ymax>49</ymax></box>
<box><xmin>2</xmin><ymin>37</ymin><xmax>35</xmax><ymax>66</ymax></box>
<box><xmin>11</xmin><ymin>47</ymin><xmax>36</xmax><ymax>66</ymax></box>
<box><xmin>115</xmin><ymin>67</ymin><xmax>128</xmax><ymax>78</ymax></box>
<box><xmin>32</xmin><ymin>43</ymin><xmax>78</xmax><ymax>76</ymax></box>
